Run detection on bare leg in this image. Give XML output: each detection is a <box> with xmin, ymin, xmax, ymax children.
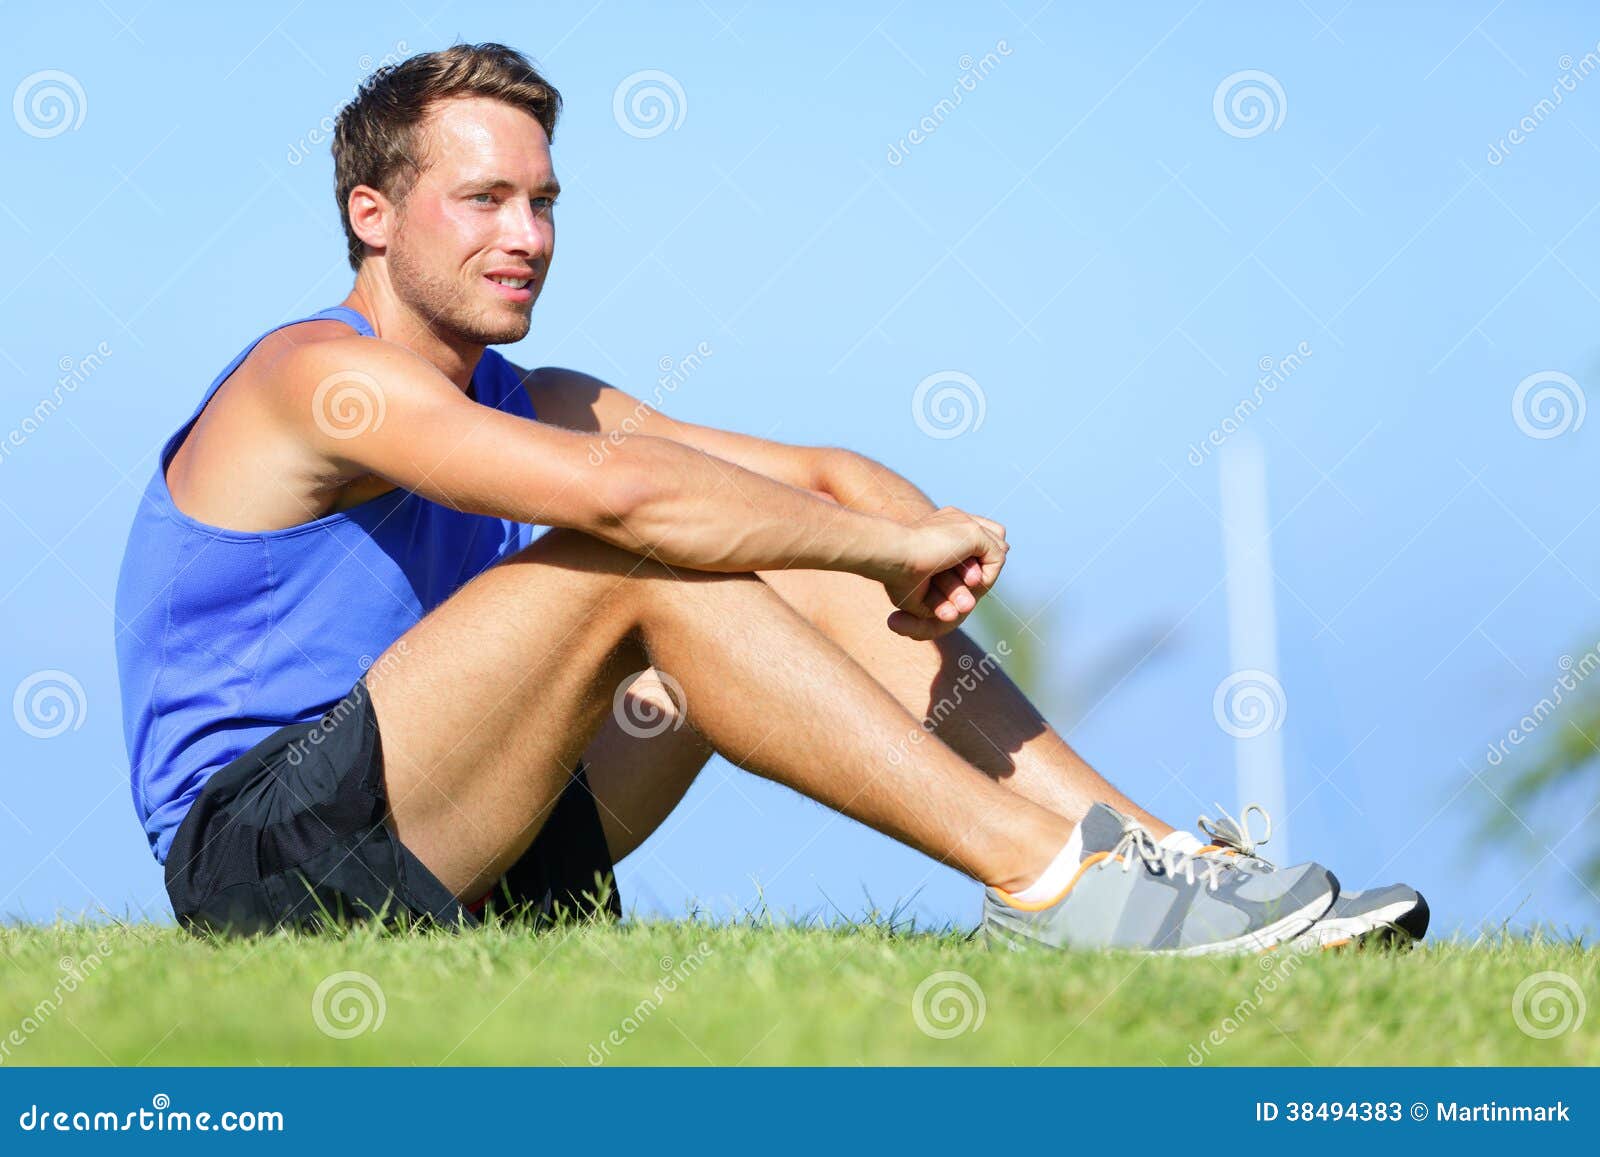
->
<box><xmin>577</xmin><ymin>644</ymin><xmax>715</xmax><ymax>861</ymax></box>
<box><xmin>578</xmin><ymin>562</ymin><xmax>1178</xmax><ymax>870</ymax></box>
<box><xmin>758</xmin><ymin>565</ymin><xmax>1176</xmax><ymax>838</ymax></box>
<box><xmin>363</xmin><ymin>527</ymin><xmax>1074</xmax><ymax>901</ymax></box>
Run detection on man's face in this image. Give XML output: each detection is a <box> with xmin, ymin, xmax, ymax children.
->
<box><xmin>384</xmin><ymin>96</ymin><xmax>558</xmax><ymax>346</ymax></box>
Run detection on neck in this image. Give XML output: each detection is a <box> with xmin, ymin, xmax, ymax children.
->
<box><xmin>340</xmin><ymin>276</ymin><xmax>480</xmax><ymax>395</ymax></box>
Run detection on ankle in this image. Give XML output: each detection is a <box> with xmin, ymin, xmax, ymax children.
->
<box><xmin>1002</xmin><ymin>821</ymin><xmax>1088</xmax><ymax>903</ymax></box>
<box><xmin>993</xmin><ymin>862</ymin><xmax>1047</xmax><ymax>895</ymax></box>
<box><xmin>1125</xmin><ymin>808</ymin><xmax>1174</xmax><ymax>840</ymax></box>
<box><xmin>990</xmin><ymin>817</ymin><xmax>1077</xmax><ymax>894</ymax></box>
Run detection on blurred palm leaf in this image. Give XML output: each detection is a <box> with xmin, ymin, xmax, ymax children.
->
<box><xmin>1479</xmin><ymin>676</ymin><xmax>1600</xmax><ymax>895</ymax></box>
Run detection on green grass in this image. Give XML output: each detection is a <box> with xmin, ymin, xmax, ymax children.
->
<box><xmin>1</xmin><ymin>915</ymin><xmax>1595</xmax><ymax>1066</ymax></box>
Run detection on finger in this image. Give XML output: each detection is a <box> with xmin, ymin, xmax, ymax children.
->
<box><xmin>973</xmin><ymin>516</ymin><xmax>1007</xmax><ymax>541</ymax></box>
<box><xmin>958</xmin><ymin>553</ymin><xmax>998</xmax><ymax>597</ymax></box>
<box><xmin>887</xmin><ymin>609</ymin><xmax>960</xmax><ymax>640</ymax></box>
<box><xmin>931</xmin><ymin>568</ymin><xmax>976</xmax><ymax>618</ymax></box>
<box><xmin>976</xmin><ymin>541</ymin><xmax>1006</xmax><ymax>590</ymax></box>
<box><xmin>892</xmin><ymin>579</ymin><xmax>938</xmax><ymax>620</ymax></box>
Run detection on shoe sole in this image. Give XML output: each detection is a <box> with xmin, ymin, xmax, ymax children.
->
<box><xmin>1306</xmin><ymin>893</ymin><xmax>1430</xmax><ymax>950</ymax></box>
<box><xmin>984</xmin><ymin>880</ymin><xmax>1337</xmax><ymax>957</ymax></box>
<box><xmin>1157</xmin><ymin>884</ymin><xmax>1338</xmax><ymax>957</ymax></box>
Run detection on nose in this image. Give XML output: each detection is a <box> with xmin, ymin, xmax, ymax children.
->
<box><xmin>501</xmin><ymin>198</ymin><xmax>551</xmax><ymax>263</ymax></box>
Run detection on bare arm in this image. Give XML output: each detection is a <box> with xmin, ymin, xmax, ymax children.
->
<box><xmin>520</xmin><ymin>364</ymin><xmax>1007</xmax><ymax>637</ymax></box>
<box><xmin>523</xmin><ymin>364</ymin><xmax>831</xmax><ymax>493</ymax></box>
<box><xmin>526</xmin><ymin>365</ymin><xmax>943</xmax><ymax>524</ymax></box>
<box><xmin>275</xmin><ymin>342</ymin><xmax>1000</xmax><ymax>609</ymax></box>
<box><xmin>812</xmin><ymin>450</ymin><xmax>939</xmax><ymax>524</ymax></box>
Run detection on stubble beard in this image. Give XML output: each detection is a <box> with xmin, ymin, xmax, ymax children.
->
<box><xmin>388</xmin><ymin>240</ymin><xmax>532</xmax><ymax>347</ymax></box>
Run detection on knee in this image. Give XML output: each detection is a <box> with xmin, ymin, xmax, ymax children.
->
<box><xmin>509</xmin><ymin>526</ymin><xmax>667</xmax><ymax>584</ymax></box>
<box><xmin>512</xmin><ymin>525</ymin><xmax>627</xmax><ymax>567</ymax></box>
<box><xmin>508</xmin><ymin>528</ymin><xmax>764</xmax><ymax>604</ymax></box>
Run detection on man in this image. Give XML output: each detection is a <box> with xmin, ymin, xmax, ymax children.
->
<box><xmin>114</xmin><ymin>42</ymin><xmax>1426</xmax><ymax>952</ymax></box>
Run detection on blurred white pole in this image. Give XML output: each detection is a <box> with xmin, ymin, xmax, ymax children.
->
<box><xmin>1218</xmin><ymin>435</ymin><xmax>1290</xmax><ymax>862</ymax></box>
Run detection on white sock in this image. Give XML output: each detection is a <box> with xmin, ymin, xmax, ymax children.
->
<box><xmin>1006</xmin><ymin>822</ymin><xmax>1086</xmax><ymax>903</ymax></box>
<box><xmin>1158</xmin><ymin>829</ymin><xmax>1206</xmax><ymax>855</ymax></box>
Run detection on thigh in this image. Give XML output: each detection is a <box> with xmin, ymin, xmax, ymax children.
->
<box><xmin>575</xmin><ymin>569</ymin><xmax>898</xmax><ymax>868</ymax></box>
<box><xmin>364</xmin><ymin>526</ymin><xmax>678</xmax><ymax>900</ymax></box>
<box><xmin>579</xmin><ymin>568</ymin><xmax>905</xmax><ymax>867</ymax></box>
<box><xmin>757</xmin><ymin>564</ymin><xmax>972</xmax><ymax>705</ymax></box>
<box><xmin>758</xmin><ymin>565</ymin><xmax>1059</xmax><ymax>790</ymax></box>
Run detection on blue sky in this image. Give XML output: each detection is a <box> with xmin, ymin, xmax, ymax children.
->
<box><xmin>3</xmin><ymin>1</ymin><xmax>1598</xmax><ymax>939</ymax></box>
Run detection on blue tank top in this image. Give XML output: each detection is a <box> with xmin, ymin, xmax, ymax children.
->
<box><xmin>114</xmin><ymin>305</ymin><xmax>540</xmax><ymax>863</ymax></box>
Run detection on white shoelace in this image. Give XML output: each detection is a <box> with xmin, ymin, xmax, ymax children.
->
<box><xmin>1197</xmin><ymin>801</ymin><xmax>1274</xmax><ymax>862</ymax></box>
<box><xmin>1112</xmin><ymin>816</ymin><xmax>1226</xmax><ymax>892</ymax></box>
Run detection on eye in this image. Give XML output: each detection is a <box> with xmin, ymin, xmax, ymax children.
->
<box><xmin>534</xmin><ymin>196</ymin><xmax>558</xmax><ymax>213</ymax></box>
<box><xmin>470</xmin><ymin>192</ymin><xmax>496</xmax><ymax>205</ymax></box>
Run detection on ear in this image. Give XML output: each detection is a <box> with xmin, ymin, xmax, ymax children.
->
<box><xmin>346</xmin><ymin>184</ymin><xmax>395</xmax><ymax>260</ymax></box>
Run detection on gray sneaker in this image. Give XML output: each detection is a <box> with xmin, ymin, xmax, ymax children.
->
<box><xmin>983</xmin><ymin>803</ymin><xmax>1338</xmax><ymax>956</ymax></box>
<box><xmin>1195</xmin><ymin>802</ymin><xmax>1429</xmax><ymax>947</ymax></box>
<box><xmin>1196</xmin><ymin>802</ymin><xmax>1278</xmax><ymax>872</ymax></box>
<box><xmin>1300</xmin><ymin>884</ymin><xmax>1430</xmax><ymax>947</ymax></box>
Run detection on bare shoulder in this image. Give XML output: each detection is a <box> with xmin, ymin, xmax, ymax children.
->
<box><xmin>244</xmin><ymin>316</ymin><xmax>369</xmax><ymax>381</ymax></box>
<box><xmin>176</xmin><ymin>315</ymin><xmax>372</xmax><ymax>454</ymax></box>
<box><xmin>262</xmin><ymin>325</ymin><xmax>468</xmax><ymax>435</ymax></box>
<box><xmin>507</xmin><ymin>363</ymin><xmax>610</xmax><ymax>432</ymax></box>
<box><xmin>266</xmin><ymin>321</ymin><xmax>441</xmax><ymax>388</ymax></box>
<box><xmin>174</xmin><ymin>316</ymin><xmax>467</xmax><ymax>514</ymax></box>
<box><xmin>229</xmin><ymin>318</ymin><xmax>378</xmax><ymax>419</ymax></box>
<box><xmin>165</xmin><ymin>318</ymin><xmax>401</xmax><ymax>530</ymax></box>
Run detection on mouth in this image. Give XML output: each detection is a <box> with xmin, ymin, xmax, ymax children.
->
<box><xmin>484</xmin><ymin>274</ymin><xmax>535</xmax><ymax>302</ymax></box>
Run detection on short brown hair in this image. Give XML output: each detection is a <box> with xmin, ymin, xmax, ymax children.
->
<box><xmin>332</xmin><ymin>42</ymin><xmax>563</xmax><ymax>270</ymax></box>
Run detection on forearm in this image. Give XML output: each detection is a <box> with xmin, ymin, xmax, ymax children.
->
<box><xmin>814</xmin><ymin>449</ymin><xmax>939</xmax><ymax>525</ymax></box>
<box><xmin>596</xmin><ymin>436</ymin><xmax>915</xmax><ymax>580</ymax></box>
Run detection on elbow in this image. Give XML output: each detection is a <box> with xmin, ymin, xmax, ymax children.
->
<box><xmin>811</xmin><ymin>446</ymin><xmax>862</xmax><ymax>497</ymax></box>
<box><xmin>579</xmin><ymin>454</ymin><xmax>661</xmax><ymax>546</ymax></box>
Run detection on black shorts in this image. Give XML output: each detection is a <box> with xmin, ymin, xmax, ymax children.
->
<box><xmin>163</xmin><ymin>676</ymin><xmax>621</xmax><ymax>937</ymax></box>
